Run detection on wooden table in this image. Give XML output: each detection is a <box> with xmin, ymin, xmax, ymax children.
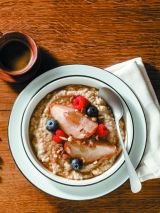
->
<box><xmin>0</xmin><ymin>0</ymin><xmax>160</xmax><ymax>212</ymax></box>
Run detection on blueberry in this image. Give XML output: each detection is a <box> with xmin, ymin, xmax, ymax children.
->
<box><xmin>46</xmin><ymin>119</ymin><xmax>59</xmax><ymax>132</ymax></box>
<box><xmin>71</xmin><ymin>158</ymin><xmax>83</xmax><ymax>171</ymax></box>
<box><xmin>86</xmin><ymin>105</ymin><xmax>98</xmax><ymax>117</ymax></box>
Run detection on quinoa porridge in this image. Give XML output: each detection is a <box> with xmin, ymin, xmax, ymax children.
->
<box><xmin>29</xmin><ymin>85</ymin><xmax>125</xmax><ymax>180</ymax></box>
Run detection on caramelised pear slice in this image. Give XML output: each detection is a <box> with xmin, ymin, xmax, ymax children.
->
<box><xmin>64</xmin><ymin>140</ymin><xmax>117</xmax><ymax>163</ymax></box>
<box><xmin>50</xmin><ymin>104</ymin><xmax>98</xmax><ymax>139</ymax></box>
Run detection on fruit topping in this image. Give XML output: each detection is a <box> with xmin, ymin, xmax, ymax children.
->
<box><xmin>71</xmin><ymin>158</ymin><xmax>83</xmax><ymax>171</ymax></box>
<box><xmin>64</xmin><ymin>140</ymin><xmax>117</xmax><ymax>163</ymax></box>
<box><xmin>50</xmin><ymin>104</ymin><xmax>98</xmax><ymax>139</ymax></box>
<box><xmin>96</xmin><ymin>124</ymin><xmax>110</xmax><ymax>138</ymax></box>
<box><xmin>52</xmin><ymin>129</ymin><xmax>67</xmax><ymax>143</ymax></box>
<box><xmin>86</xmin><ymin>105</ymin><xmax>99</xmax><ymax>117</ymax></box>
<box><xmin>46</xmin><ymin>119</ymin><xmax>59</xmax><ymax>132</ymax></box>
<box><xmin>72</xmin><ymin>95</ymin><xmax>89</xmax><ymax>111</ymax></box>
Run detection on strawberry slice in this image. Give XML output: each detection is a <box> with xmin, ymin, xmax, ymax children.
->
<box><xmin>50</xmin><ymin>104</ymin><xmax>98</xmax><ymax>139</ymax></box>
<box><xmin>64</xmin><ymin>140</ymin><xmax>117</xmax><ymax>163</ymax></box>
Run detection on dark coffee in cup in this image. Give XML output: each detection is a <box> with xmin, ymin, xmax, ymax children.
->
<box><xmin>0</xmin><ymin>32</ymin><xmax>39</xmax><ymax>83</ymax></box>
<box><xmin>0</xmin><ymin>40</ymin><xmax>31</xmax><ymax>71</ymax></box>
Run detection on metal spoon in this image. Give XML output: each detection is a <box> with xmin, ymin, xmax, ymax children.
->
<box><xmin>98</xmin><ymin>87</ymin><xmax>142</xmax><ymax>193</ymax></box>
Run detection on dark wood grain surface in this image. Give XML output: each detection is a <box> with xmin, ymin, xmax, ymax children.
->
<box><xmin>0</xmin><ymin>0</ymin><xmax>160</xmax><ymax>212</ymax></box>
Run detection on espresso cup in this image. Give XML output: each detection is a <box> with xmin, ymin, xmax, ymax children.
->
<box><xmin>0</xmin><ymin>32</ymin><xmax>39</xmax><ymax>83</ymax></box>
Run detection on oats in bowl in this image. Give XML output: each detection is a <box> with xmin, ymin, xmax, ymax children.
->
<box><xmin>29</xmin><ymin>85</ymin><xmax>125</xmax><ymax>180</ymax></box>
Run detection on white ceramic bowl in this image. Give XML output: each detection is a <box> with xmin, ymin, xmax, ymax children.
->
<box><xmin>21</xmin><ymin>71</ymin><xmax>133</xmax><ymax>186</ymax></box>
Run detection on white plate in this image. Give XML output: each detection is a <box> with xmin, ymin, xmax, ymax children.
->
<box><xmin>8</xmin><ymin>65</ymin><xmax>147</xmax><ymax>200</ymax></box>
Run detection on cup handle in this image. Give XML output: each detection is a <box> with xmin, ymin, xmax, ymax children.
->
<box><xmin>0</xmin><ymin>70</ymin><xmax>16</xmax><ymax>83</ymax></box>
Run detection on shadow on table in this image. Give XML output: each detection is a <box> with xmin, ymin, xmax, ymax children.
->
<box><xmin>0</xmin><ymin>156</ymin><xmax>3</xmax><ymax>183</ymax></box>
<box><xmin>44</xmin><ymin>181</ymin><xmax>131</xmax><ymax>212</ymax></box>
<box><xmin>144</xmin><ymin>63</ymin><xmax>160</xmax><ymax>103</ymax></box>
<box><xmin>9</xmin><ymin>47</ymin><xmax>62</xmax><ymax>93</ymax></box>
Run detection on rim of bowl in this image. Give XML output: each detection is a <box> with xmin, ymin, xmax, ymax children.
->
<box><xmin>21</xmin><ymin>76</ymin><xmax>134</xmax><ymax>186</ymax></box>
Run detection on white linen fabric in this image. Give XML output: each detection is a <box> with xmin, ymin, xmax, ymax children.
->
<box><xmin>105</xmin><ymin>58</ymin><xmax>160</xmax><ymax>182</ymax></box>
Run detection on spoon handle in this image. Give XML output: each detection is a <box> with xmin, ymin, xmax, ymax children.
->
<box><xmin>116</xmin><ymin>119</ymin><xmax>142</xmax><ymax>193</ymax></box>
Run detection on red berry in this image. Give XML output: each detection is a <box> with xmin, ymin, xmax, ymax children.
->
<box><xmin>52</xmin><ymin>135</ymin><xmax>62</xmax><ymax>143</ymax></box>
<box><xmin>72</xmin><ymin>95</ymin><xmax>89</xmax><ymax>111</ymax></box>
<box><xmin>52</xmin><ymin>129</ymin><xmax>66</xmax><ymax>143</ymax></box>
<box><xmin>96</xmin><ymin>124</ymin><xmax>110</xmax><ymax>138</ymax></box>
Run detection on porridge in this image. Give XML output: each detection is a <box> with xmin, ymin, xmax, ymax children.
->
<box><xmin>29</xmin><ymin>85</ymin><xmax>125</xmax><ymax>180</ymax></box>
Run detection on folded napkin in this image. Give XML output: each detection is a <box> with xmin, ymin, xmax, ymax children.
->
<box><xmin>105</xmin><ymin>58</ymin><xmax>160</xmax><ymax>182</ymax></box>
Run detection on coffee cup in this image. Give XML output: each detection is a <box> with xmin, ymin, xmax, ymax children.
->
<box><xmin>0</xmin><ymin>31</ymin><xmax>39</xmax><ymax>83</ymax></box>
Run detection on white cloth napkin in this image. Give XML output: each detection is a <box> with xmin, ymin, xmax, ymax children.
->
<box><xmin>105</xmin><ymin>57</ymin><xmax>160</xmax><ymax>182</ymax></box>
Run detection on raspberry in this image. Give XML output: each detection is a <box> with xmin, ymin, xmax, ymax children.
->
<box><xmin>52</xmin><ymin>129</ymin><xmax>66</xmax><ymax>143</ymax></box>
<box><xmin>72</xmin><ymin>95</ymin><xmax>89</xmax><ymax>111</ymax></box>
<box><xmin>96</xmin><ymin>124</ymin><xmax>110</xmax><ymax>138</ymax></box>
